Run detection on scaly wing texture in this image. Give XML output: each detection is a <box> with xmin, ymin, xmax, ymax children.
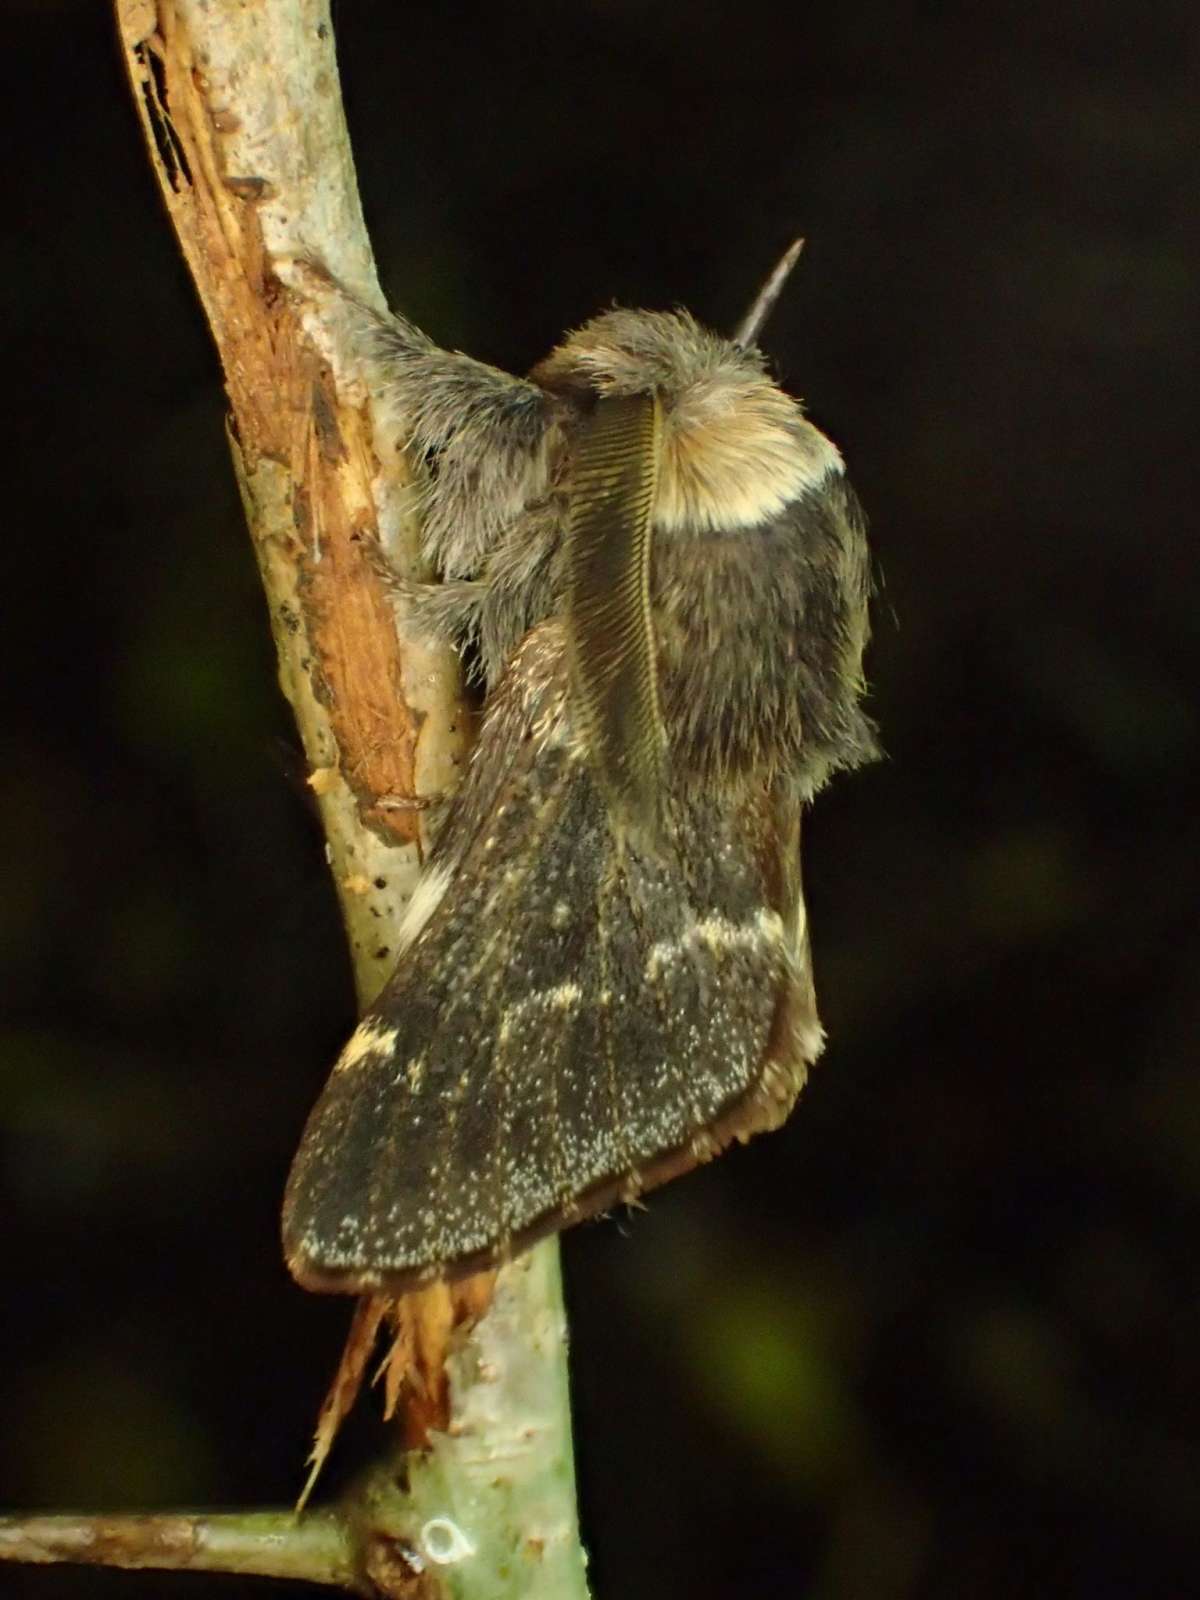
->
<box><xmin>283</xmin><ymin>625</ymin><xmax>818</xmax><ymax>1292</ymax></box>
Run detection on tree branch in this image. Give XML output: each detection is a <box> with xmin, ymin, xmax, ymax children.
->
<box><xmin>0</xmin><ymin>1511</ymin><xmax>362</xmax><ymax>1592</ymax></box>
<box><xmin>0</xmin><ymin>4</ymin><xmax>589</xmax><ymax>1595</ymax></box>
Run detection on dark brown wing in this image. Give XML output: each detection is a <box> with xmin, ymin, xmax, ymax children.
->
<box><xmin>282</xmin><ymin>624</ymin><xmax>819</xmax><ymax>1294</ymax></box>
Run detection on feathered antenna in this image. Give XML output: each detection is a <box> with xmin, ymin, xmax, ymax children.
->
<box><xmin>733</xmin><ymin>237</ymin><xmax>805</xmax><ymax>348</ymax></box>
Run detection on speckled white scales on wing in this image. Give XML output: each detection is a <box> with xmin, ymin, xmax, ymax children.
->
<box><xmin>282</xmin><ymin>286</ymin><xmax>876</xmax><ymax>1293</ymax></box>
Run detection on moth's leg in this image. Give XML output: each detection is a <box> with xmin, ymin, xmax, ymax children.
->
<box><xmin>362</xmin><ymin>321</ymin><xmax>554</xmax><ymax>579</ymax></box>
<box><xmin>391</xmin><ymin>574</ymin><xmax>488</xmax><ymax>647</ymax></box>
<box><xmin>293</xmin><ymin>257</ymin><xmax>549</xmax><ymax>467</ymax></box>
<box><xmin>364</xmin><ymin>536</ymin><xmax>488</xmax><ymax>649</ymax></box>
<box><xmin>476</xmin><ymin>511</ymin><xmax>562</xmax><ymax>686</ymax></box>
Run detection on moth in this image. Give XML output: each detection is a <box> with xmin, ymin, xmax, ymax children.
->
<box><xmin>283</xmin><ymin>247</ymin><xmax>877</xmax><ymax>1293</ymax></box>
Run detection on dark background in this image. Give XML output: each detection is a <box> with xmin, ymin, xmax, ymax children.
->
<box><xmin>2</xmin><ymin>3</ymin><xmax>1196</xmax><ymax>1597</ymax></box>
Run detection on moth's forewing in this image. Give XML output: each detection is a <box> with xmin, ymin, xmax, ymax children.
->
<box><xmin>282</xmin><ymin>653</ymin><xmax>819</xmax><ymax>1295</ymax></box>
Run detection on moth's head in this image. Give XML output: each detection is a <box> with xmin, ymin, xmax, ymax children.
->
<box><xmin>532</xmin><ymin>307</ymin><xmax>768</xmax><ymax>412</ymax></box>
<box><xmin>534</xmin><ymin>308</ymin><xmax>843</xmax><ymax>534</ymax></box>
